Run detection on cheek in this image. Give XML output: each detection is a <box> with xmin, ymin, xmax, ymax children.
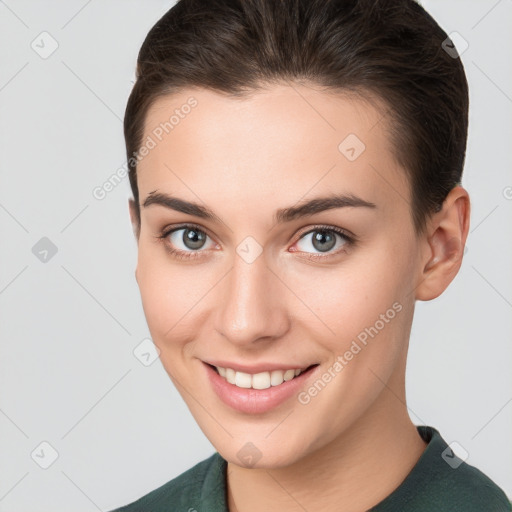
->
<box><xmin>135</xmin><ymin>246</ymin><xmax>218</xmax><ymax>353</ymax></box>
<box><xmin>136</xmin><ymin>247</ymin><xmax>190</xmax><ymax>343</ymax></box>
<box><xmin>284</xmin><ymin>241</ymin><xmax>415</xmax><ymax>374</ymax></box>
<box><xmin>287</xmin><ymin>258</ymin><xmax>413</xmax><ymax>437</ymax></box>
<box><xmin>285</xmin><ymin>256</ymin><xmax>405</xmax><ymax>337</ymax></box>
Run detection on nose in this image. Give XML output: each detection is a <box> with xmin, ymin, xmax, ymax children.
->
<box><xmin>214</xmin><ymin>250</ymin><xmax>290</xmax><ymax>348</ymax></box>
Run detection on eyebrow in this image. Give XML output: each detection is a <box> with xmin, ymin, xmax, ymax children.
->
<box><xmin>142</xmin><ymin>190</ymin><xmax>377</xmax><ymax>225</ymax></box>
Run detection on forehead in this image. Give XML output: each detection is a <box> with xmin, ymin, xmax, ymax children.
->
<box><xmin>137</xmin><ymin>84</ymin><xmax>409</xmax><ymax>224</ymax></box>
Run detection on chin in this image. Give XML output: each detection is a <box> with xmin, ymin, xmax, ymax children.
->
<box><xmin>207</xmin><ymin>428</ymin><xmax>317</xmax><ymax>470</ymax></box>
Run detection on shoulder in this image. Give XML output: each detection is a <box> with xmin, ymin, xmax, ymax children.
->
<box><xmin>108</xmin><ymin>451</ymin><xmax>227</xmax><ymax>512</ymax></box>
<box><xmin>421</xmin><ymin>426</ymin><xmax>511</xmax><ymax>511</ymax></box>
<box><xmin>436</xmin><ymin>456</ymin><xmax>512</xmax><ymax>511</ymax></box>
<box><xmin>373</xmin><ymin>426</ymin><xmax>511</xmax><ymax>512</ymax></box>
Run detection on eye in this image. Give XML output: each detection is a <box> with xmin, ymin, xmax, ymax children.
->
<box><xmin>157</xmin><ymin>223</ymin><xmax>356</xmax><ymax>261</ymax></box>
<box><xmin>291</xmin><ymin>225</ymin><xmax>355</xmax><ymax>258</ymax></box>
<box><xmin>157</xmin><ymin>224</ymin><xmax>218</xmax><ymax>259</ymax></box>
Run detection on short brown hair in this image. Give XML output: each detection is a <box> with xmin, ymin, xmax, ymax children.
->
<box><xmin>124</xmin><ymin>0</ymin><xmax>469</xmax><ymax>237</ymax></box>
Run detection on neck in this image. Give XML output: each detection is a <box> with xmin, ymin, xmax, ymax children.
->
<box><xmin>226</xmin><ymin>363</ymin><xmax>427</xmax><ymax>512</ymax></box>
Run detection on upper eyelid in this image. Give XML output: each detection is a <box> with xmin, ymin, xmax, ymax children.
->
<box><xmin>296</xmin><ymin>224</ymin><xmax>354</xmax><ymax>240</ymax></box>
<box><xmin>161</xmin><ymin>222</ymin><xmax>214</xmax><ymax>238</ymax></box>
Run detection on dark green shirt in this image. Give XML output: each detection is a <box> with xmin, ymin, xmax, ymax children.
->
<box><xmin>110</xmin><ymin>426</ymin><xmax>511</xmax><ymax>511</ymax></box>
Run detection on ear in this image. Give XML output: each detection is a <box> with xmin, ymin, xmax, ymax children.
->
<box><xmin>128</xmin><ymin>198</ymin><xmax>140</xmax><ymax>242</ymax></box>
<box><xmin>415</xmin><ymin>186</ymin><xmax>470</xmax><ymax>301</ymax></box>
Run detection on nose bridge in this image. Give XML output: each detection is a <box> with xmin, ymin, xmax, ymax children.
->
<box><xmin>215</xmin><ymin>249</ymin><xmax>288</xmax><ymax>346</ymax></box>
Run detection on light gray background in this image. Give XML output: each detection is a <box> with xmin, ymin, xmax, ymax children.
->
<box><xmin>0</xmin><ymin>1</ymin><xmax>511</xmax><ymax>510</ymax></box>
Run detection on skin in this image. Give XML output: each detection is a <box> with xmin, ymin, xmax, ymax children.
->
<box><xmin>129</xmin><ymin>82</ymin><xmax>470</xmax><ymax>512</ymax></box>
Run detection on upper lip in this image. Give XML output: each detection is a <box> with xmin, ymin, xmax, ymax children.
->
<box><xmin>203</xmin><ymin>360</ymin><xmax>317</xmax><ymax>374</ymax></box>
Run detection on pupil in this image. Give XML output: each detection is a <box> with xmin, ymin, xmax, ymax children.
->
<box><xmin>312</xmin><ymin>230</ymin><xmax>336</xmax><ymax>252</ymax></box>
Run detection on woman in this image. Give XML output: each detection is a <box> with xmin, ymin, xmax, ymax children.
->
<box><xmin>111</xmin><ymin>0</ymin><xmax>511</xmax><ymax>510</ymax></box>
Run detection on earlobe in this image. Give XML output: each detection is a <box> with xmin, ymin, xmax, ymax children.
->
<box><xmin>415</xmin><ymin>186</ymin><xmax>470</xmax><ymax>301</ymax></box>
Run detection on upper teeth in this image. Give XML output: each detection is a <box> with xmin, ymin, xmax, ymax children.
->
<box><xmin>216</xmin><ymin>367</ymin><xmax>304</xmax><ymax>389</ymax></box>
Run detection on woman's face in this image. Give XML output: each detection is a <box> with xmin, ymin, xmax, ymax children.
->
<box><xmin>132</xmin><ymin>83</ymin><xmax>426</xmax><ymax>467</ymax></box>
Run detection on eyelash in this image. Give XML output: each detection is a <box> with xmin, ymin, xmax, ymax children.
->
<box><xmin>156</xmin><ymin>223</ymin><xmax>356</xmax><ymax>261</ymax></box>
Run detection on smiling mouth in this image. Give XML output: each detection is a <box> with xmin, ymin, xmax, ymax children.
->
<box><xmin>206</xmin><ymin>363</ymin><xmax>319</xmax><ymax>390</ymax></box>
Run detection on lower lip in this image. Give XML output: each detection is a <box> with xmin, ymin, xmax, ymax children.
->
<box><xmin>204</xmin><ymin>362</ymin><xmax>318</xmax><ymax>414</ymax></box>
